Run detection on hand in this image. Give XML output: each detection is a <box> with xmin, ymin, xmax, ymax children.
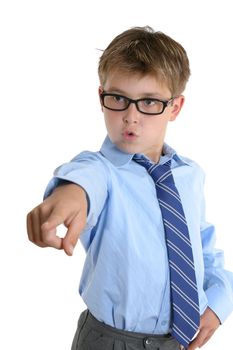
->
<box><xmin>27</xmin><ymin>184</ymin><xmax>88</xmax><ymax>256</ymax></box>
<box><xmin>188</xmin><ymin>307</ymin><xmax>220</xmax><ymax>349</ymax></box>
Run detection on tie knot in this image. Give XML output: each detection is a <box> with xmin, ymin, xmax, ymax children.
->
<box><xmin>133</xmin><ymin>155</ymin><xmax>172</xmax><ymax>184</ymax></box>
<box><xmin>133</xmin><ymin>155</ymin><xmax>152</xmax><ymax>170</ymax></box>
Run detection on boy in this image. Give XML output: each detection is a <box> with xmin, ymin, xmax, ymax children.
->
<box><xmin>27</xmin><ymin>26</ymin><xmax>233</xmax><ymax>350</ymax></box>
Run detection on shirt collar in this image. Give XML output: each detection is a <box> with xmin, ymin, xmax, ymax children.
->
<box><xmin>100</xmin><ymin>135</ymin><xmax>189</xmax><ymax>167</ymax></box>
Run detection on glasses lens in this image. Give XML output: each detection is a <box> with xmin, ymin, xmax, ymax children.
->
<box><xmin>103</xmin><ymin>94</ymin><xmax>128</xmax><ymax>110</ymax></box>
<box><xmin>138</xmin><ymin>99</ymin><xmax>164</xmax><ymax>114</ymax></box>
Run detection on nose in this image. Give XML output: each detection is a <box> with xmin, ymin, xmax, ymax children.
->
<box><xmin>123</xmin><ymin>102</ymin><xmax>141</xmax><ymax>124</ymax></box>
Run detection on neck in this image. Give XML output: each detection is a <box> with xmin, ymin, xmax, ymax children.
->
<box><xmin>144</xmin><ymin>146</ymin><xmax>163</xmax><ymax>164</ymax></box>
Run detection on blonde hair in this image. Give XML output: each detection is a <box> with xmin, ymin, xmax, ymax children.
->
<box><xmin>98</xmin><ymin>26</ymin><xmax>190</xmax><ymax>96</ymax></box>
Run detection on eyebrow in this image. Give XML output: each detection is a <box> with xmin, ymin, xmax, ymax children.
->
<box><xmin>105</xmin><ymin>87</ymin><xmax>166</xmax><ymax>99</ymax></box>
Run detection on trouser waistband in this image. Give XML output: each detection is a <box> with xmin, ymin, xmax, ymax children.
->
<box><xmin>82</xmin><ymin>310</ymin><xmax>182</xmax><ymax>349</ymax></box>
<box><xmin>87</xmin><ymin>310</ymin><xmax>171</xmax><ymax>340</ymax></box>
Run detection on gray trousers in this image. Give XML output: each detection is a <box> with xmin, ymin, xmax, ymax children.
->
<box><xmin>71</xmin><ymin>310</ymin><xmax>183</xmax><ymax>350</ymax></box>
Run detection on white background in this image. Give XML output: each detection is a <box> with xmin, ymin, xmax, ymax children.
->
<box><xmin>1</xmin><ymin>0</ymin><xmax>233</xmax><ymax>349</ymax></box>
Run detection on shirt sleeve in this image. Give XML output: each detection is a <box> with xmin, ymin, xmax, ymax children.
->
<box><xmin>43</xmin><ymin>151</ymin><xmax>109</xmax><ymax>231</ymax></box>
<box><xmin>200</xmin><ymin>172</ymin><xmax>233</xmax><ymax>323</ymax></box>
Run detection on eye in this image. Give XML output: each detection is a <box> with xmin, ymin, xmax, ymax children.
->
<box><xmin>143</xmin><ymin>99</ymin><xmax>159</xmax><ymax>106</ymax></box>
<box><xmin>113</xmin><ymin>95</ymin><xmax>125</xmax><ymax>103</ymax></box>
<box><xmin>138</xmin><ymin>98</ymin><xmax>164</xmax><ymax>114</ymax></box>
<box><xmin>103</xmin><ymin>94</ymin><xmax>128</xmax><ymax>110</ymax></box>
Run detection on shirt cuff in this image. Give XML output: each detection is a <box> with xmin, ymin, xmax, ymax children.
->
<box><xmin>205</xmin><ymin>284</ymin><xmax>233</xmax><ymax>323</ymax></box>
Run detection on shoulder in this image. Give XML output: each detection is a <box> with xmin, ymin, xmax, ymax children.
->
<box><xmin>54</xmin><ymin>150</ymin><xmax>110</xmax><ymax>179</ymax></box>
<box><xmin>71</xmin><ymin>150</ymin><xmax>104</xmax><ymax>163</ymax></box>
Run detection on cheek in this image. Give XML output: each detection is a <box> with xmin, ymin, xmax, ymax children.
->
<box><xmin>105</xmin><ymin>111</ymin><xmax>121</xmax><ymax>122</ymax></box>
<box><xmin>144</xmin><ymin>118</ymin><xmax>162</xmax><ymax>130</ymax></box>
<box><xmin>144</xmin><ymin>119</ymin><xmax>169</xmax><ymax>136</ymax></box>
<box><xmin>104</xmin><ymin>113</ymin><xmax>119</xmax><ymax>131</ymax></box>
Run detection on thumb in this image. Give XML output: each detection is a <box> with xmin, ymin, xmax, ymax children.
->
<box><xmin>62</xmin><ymin>215</ymin><xmax>86</xmax><ymax>256</ymax></box>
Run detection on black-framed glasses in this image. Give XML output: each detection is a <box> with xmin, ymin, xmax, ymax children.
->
<box><xmin>100</xmin><ymin>91</ymin><xmax>174</xmax><ymax>116</ymax></box>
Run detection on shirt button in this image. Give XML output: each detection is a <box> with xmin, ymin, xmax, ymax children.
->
<box><xmin>161</xmin><ymin>321</ymin><xmax>167</xmax><ymax>326</ymax></box>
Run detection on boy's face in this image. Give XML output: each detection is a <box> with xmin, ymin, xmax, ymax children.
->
<box><xmin>99</xmin><ymin>72</ymin><xmax>184</xmax><ymax>162</ymax></box>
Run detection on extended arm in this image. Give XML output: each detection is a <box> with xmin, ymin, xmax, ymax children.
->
<box><xmin>27</xmin><ymin>152</ymin><xmax>108</xmax><ymax>255</ymax></box>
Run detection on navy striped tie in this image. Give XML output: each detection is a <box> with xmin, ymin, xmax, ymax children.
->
<box><xmin>134</xmin><ymin>156</ymin><xmax>200</xmax><ymax>349</ymax></box>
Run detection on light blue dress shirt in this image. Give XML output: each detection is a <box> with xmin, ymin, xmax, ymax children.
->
<box><xmin>45</xmin><ymin>136</ymin><xmax>233</xmax><ymax>334</ymax></box>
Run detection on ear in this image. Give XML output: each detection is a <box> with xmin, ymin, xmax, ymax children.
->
<box><xmin>169</xmin><ymin>95</ymin><xmax>185</xmax><ymax>121</ymax></box>
<box><xmin>99</xmin><ymin>86</ymin><xmax>104</xmax><ymax>111</ymax></box>
<box><xmin>98</xmin><ymin>86</ymin><xmax>103</xmax><ymax>96</ymax></box>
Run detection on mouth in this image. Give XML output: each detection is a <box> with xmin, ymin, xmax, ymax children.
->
<box><xmin>123</xmin><ymin>130</ymin><xmax>138</xmax><ymax>140</ymax></box>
